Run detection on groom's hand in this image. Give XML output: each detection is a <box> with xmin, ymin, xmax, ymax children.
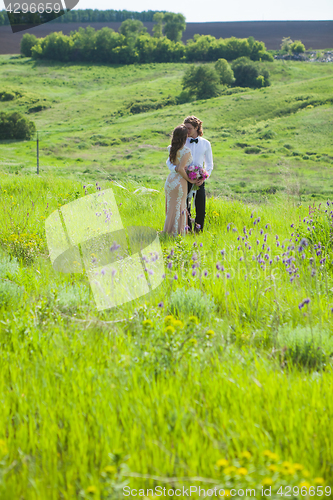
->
<box><xmin>195</xmin><ymin>179</ymin><xmax>205</xmax><ymax>186</ymax></box>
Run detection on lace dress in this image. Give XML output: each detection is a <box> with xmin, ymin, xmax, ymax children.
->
<box><xmin>163</xmin><ymin>146</ymin><xmax>193</xmax><ymax>236</ymax></box>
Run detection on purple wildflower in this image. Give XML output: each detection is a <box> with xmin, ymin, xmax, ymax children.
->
<box><xmin>158</xmin><ymin>302</ymin><xmax>164</xmax><ymax>308</ymax></box>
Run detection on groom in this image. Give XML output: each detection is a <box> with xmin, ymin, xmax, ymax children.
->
<box><xmin>166</xmin><ymin>115</ymin><xmax>214</xmax><ymax>232</ymax></box>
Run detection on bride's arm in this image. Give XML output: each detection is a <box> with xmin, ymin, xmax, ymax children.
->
<box><xmin>176</xmin><ymin>152</ymin><xmax>195</xmax><ymax>183</ymax></box>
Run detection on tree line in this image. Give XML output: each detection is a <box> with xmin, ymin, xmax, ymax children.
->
<box><xmin>0</xmin><ymin>9</ymin><xmax>165</xmax><ymax>25</ymax></box>
<box><xmin>20</xmin><ymin>20</ymin><xmax>273</xmax><ymax>65</ymax></box>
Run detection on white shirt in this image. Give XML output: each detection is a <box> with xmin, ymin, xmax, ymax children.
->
<box><xmin>166</xmin><ymin>136</ymin><xmax>214</xmax><ymax>178</ymax></box>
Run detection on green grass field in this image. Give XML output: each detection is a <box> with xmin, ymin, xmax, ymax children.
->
<box><xmin>1</xmin><ymin>55</ymin><xmax>333</xmax><ymax>499</ymax></box>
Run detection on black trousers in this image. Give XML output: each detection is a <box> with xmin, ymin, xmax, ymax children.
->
<box><xmin>187</xmin><ymin>181</ymin><xmax>206</xmax><ymax>232</ymax></box>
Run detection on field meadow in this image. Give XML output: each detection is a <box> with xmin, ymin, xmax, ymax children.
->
<box><xmin>1</xmin><ymin>54</ymin><xmax>333</xmax><ymax>499</ymax></box>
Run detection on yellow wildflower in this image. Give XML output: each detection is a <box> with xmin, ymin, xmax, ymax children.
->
<box><xmin>188</xmin><ymin>315</ymin><xmax>199</xmax><ymax>325</ymax></box>
<box><xmin>142</xmin><ymin>319</ymin><xmax>153</xmax><ymax>327</ymax></box>
<box><xmin>282</xmin><ymin>461</ymin><xmax>292</xmax><ymax>468</ymax></box>
<box><xmin>164</xmin><ymin>315</ymin><xmax>174</xmax><ymax>325</ymax></box>
<box><xmin>206</xmin><ymin>329</ymin><xmax>215</xmax><ymax>337</ymax></box>
<box><xmin>314</xmin><ymin>478</ymin><xmax>325</xmax><ymax>485</ymax></box>
<box><xmin>164</xmin><ymin>326</ymin><xmax>175</xmax><ymax>335</ymax></box>
<box><xmin>261</xmin><ymin>478</ymin><xmax>273</xmax><ymax>487</ymax></box>
<box><xmin>173</xmin><ymin>319</ymin><xmax>184</xmax><ymax>329</ymax></box>
<box><xmin>302</xmin><ymin>470</ymin><xmax>310</xmax><ymax>478</ymax></box>
<box><xmin>86</xmin><ymin>485</ymin><xmax>98</xmax><ymax>493</ymax></box>
<box><xmin>223</xmin><ymin>491</ymin><xmax>231</xmax><ymax>497</ymax></box>
<box><xmin>189</xmin><ymin>338</ymin><xmax>197</xmax><ymax>345</ymax></box>
<box><xmin>268</xmin><ymin>465</ymin><xmax>278</xmax><ymax>472</ymax></box>
<box><xmin>240</xmin><ymin>451</ymin><xmax>251</xmax><ymax>459</ymax></box>
<box><xmin>237</xmin><ymin>467</ymin><xmax>248</xmax><ymax>476</ymax></box>
<box><xmin>216</xmin><ymin>459</ymin><xmax>229</xmax><ymax>468</ymax></box>
<box><xmin>299</xmin><ymin>481</ymin><xmax>310</xmax><ymax>489</ymax></box>
<box><xmin>293</xmin><ymin>463</ymin><xmax>304</xmax><ymax>471</ymax></box>
<box><xmin>269</xmin><ymin>452</ymin><xmax>279</xmax><ymax>461</ymax></box>
<box><xmin>263</xmin><ymin>450</ymin><xmax>272</xmax><ymax>457</ymax></box>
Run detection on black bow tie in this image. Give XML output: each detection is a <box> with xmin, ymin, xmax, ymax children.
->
<box><xmin>190</xmin><ymin>138</ymin><xmax>198</xmax><ymax>144</ymax></box>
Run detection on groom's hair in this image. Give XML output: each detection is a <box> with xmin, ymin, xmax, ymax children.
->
<box><xmin>184</xmin><ymin>116</ymin><xmax>203</xmax><ymax>136</ymax></box>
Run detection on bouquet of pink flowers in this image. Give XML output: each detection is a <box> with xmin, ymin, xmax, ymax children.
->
<box><xmin>185</xmin><ymin>165</ymin><xmax>209</xmax><ymax>191</ymax></box>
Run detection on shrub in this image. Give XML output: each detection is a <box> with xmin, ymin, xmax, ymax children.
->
<box><xmin>20</xmin><ymin>33</ymin><xmax>38</xmax><ymax>57</ymax></box>
<box><xmin>214</xmin><ymin>58</ymin><xmax>235</xmax><ymax>85</ymax></box>
<box><xmin>182</xmin><ymin>64</ymin><xmax>220</xmax><ymax>100</ymax></box>
<box><xmin>0</xmin><ymin>112</ymin><xmax>36</xmax><ymax>141</ymax></box>
<box><xmin>168</xmin><ymin>287</ymin><xmax>216</xmax><ymax>320</ymax></box>
<box><xmin>0</xmin><ymin>281</ymin><xmax>23</xmax><ymax>308</ymax></box>
<box><xmin>290</xmin><ymin>40</ymin><xmax>305</xmax><ymax>54</ymax></box>
<box><xmin>231</xmin><ymin>58</ymin><xmax>270</xmax><ymax>88</ymax></box>
<box><xmin>0</xmin><ymin>91</ymin><xmax>15</xmax><ymax>101</ymax></box>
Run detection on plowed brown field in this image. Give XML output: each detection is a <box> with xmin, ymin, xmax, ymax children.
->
<box><xmin>0</xmin><ymin>20</ymin><xmax>332</xmax><ymax>55</ymax></box>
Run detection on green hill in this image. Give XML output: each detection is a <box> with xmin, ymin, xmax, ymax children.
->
<box><xmin>1</xmin><ymin>55</ymin><xmax>333</xmax><ymax>201</ymax></box>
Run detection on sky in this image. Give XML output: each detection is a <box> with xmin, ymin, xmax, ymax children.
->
<box><xmin>71</xmin><ymin>0</ymin><xmax>333</xmax><ymax>23</ymax></box>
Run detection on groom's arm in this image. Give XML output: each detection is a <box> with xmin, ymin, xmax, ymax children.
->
<box><xmin>204</xmin><ymin>142</ymin><xmax>214</xmax><ymax>178</ymax></box>
<box><xmin>166</xmin><ymin>156</ymin><xmax>177</xmax><ymax>173</ymax></box>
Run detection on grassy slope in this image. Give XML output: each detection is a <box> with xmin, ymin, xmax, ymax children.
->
<box><xmin>1</xmin><ymin>57</ymin><xmax>333</xmax><ymax>498</ymax></box>
<box><xmin>1</xmin><ymin>56</ymin><xmax>333</xmax><ymax>201</ymax></box>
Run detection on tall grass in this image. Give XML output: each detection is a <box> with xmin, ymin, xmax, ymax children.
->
<box><xmin>0</xmin><ymin>174</ymin><xmax>333</xmax><ymax>498</ymax></box>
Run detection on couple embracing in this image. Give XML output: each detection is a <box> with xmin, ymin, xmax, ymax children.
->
<box><xmin>163</xmin><ymin>115</ymin><xmax>213</xmax><ymax>237</ymax></box>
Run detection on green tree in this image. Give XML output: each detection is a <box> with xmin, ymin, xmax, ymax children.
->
<box><xmin>280</xmin><ymin>36</ymin><xmax>293</xmax><ymax>53</ymax></box>
<box><xmin>214</xmin><ymin>58</ymin><xmax>235</xmax><ymax>85</ymax></box>
<box><xmin>290</xmin><ymin>40</ymin><xmax>305</xmax><ymax>54</ymax></box>
<box><xmin>20</xmin><ymin>33</ymin><xmax>38</xmax><ymax>57</ymax></box>
<box><xmin>163</xmin><ymin>13</ymin><xmax>186</xmax><ymax>42</ymax></box>
<box><xmin>0</xmin><ymin>112</ymin><xmax>36</xmax><ymax>141</ymax></box>
<box><xmin>152</xmin><ymin>12</ymin><xmax>164</xmax><ymax>38</ymax></box>
<box><xmin>182</xmin><ymin>64</ymin><xmax>220</xmax><ymax>100</ymax></box>
<box><xmin>119</xmin><ymin>19</ymin><xmax>147</xmax><ymax>38</ymax></box>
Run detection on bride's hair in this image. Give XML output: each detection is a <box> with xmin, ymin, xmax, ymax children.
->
<box><xmin>169</xmin><ymin>125</ymin><xmax>188</xmax><ymax>164</ymax></box>
<box><xmin>184</xmin><ymin>115</ymin><xmax>203</xmax><ymax>136</ymax></box>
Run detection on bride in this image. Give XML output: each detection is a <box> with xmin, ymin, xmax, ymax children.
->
<box><xmin>163</xmin><ymin>124</ymin><xmax>195</xmax><ymax>236</ymax></box>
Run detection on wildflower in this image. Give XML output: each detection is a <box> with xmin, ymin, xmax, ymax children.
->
<box><xmin>220</xmin><ymin>249</ymin><xmax>225</xmax><ymax>256</ymax></box>
<box><xmin>268</xmin><ymin>465</ymin><xmax>278</xmax><ymax>472</ymax></box>
<box><xmin>240</xmin><ymin>451</ymin><xmax>252</xmax><ymax>460</ymax></box>
<box><xmin>226</xmin><ymin>273</ymin><xmax>231</xmax><ymax>279</ymax></box>
<box><xmin>237</xmin><ymin>467</ymin><xmax>248</xmax><ymax>476</ymax></box>
<box><xmin>216</xmin><ymin>273</ymin><xmax>220</xmax><ymax>278</ymax></box>
<box><xmin>203</xmin><ymin>270</ymin><xmax>208</xmax><ymax>277</ymax></box>
<box><xmin>173</xmin><ymin>274</ymin><xmax>178</xmax><ymax>280</ymax></box>
<box><xmin>164</xmin><ymin>325</ymin><xmax>175</xmax><ymax>335</ymax></box>
<box><xmin>188</xmin><ymin>316</ymin><xmax>199</xmax><ymax>325</ymax></box>
<box><xmin>164</xmin><ymin>315</ymin><xmax>174</xmax><ymax>324</ymax></box>
<box><xmin>86</xmin><ymin>485</ymin><xmax>98</xmax><ymax>493</ymax></box>
<box><xmin>216</xmin><ymin>459</ymin><xmax>228</xmax><ymax>468</ymax></box>
<box><xmin>189</xmin><ymin>338</ymin><xmax>197</xmax><ymax>345</ymax></box>
<box><xmin>173</xmin><ymin>319</ymin><xmax>184</xmax><ymax>329</ymax></box>
<box><xmin>158</xmin><ymin>302</ymin><xmax>164</xmax><ymax>308</ymax></box>
<box><xmin>314</xmin><ymin>478</ymin><xmax>325</xmax><ymax>485</ymax></box>
<box><xmin>142</xmin><ymin>319</ymin><xmax>153</xmax><ymax>327</ymax></box>
<box><xmin>200</xmin><ymin>243</ymin><xmax>203</xmax><ymax>247</ymax></box>
<box><xmin>223</xmin><ymin>490</ymin><xmax>231</xmax><ymax>497</ymax></box>
<box><xmin>167</xmin><ymin>262</ymin><xmax>172</xmax><ymax>269</ymax></box>
<box><xmin>299</xmin><ymin>481</ymin><xmax>311</xmax><ymax>489</ymax></box>
<box><xmin>262</xmin><ymin>478</ymin><xmax>273</xmax><ymax>487</ymax></box>
<box><xmin>227</xmin><ymin>224</ymin><xmax>231</xmax><ymax>231</ymax></box>
<box><xmin>192</xmin><ymin>270</ymin><xmax>197</xmax><ymax>277</ymax></box>
<box><xmin>206</xmin><ymin>329</ymin><xmax>215</xmax><ymax>337</ymax></box>
<box><xmin>110</xmin><ymin>242</ymin><xmax>120</xmax><ymax>252</ymax></box>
